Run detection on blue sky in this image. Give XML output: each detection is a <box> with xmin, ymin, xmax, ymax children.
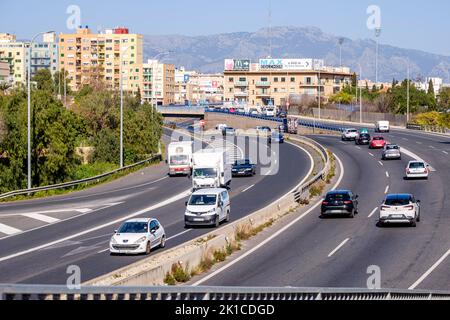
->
<box><xmin>1</xmin><ymin>0</ymin><xmax>449</xmax><ymax>56</ymax></box>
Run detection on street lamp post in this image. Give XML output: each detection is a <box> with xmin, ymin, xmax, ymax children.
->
<box><xmin>375</xmin><ymin>28</ymin><xmax>382</xmax><ymax>87</ymax></box>
<box><xmin>407</xmin><ymin>62</ymin><xmax>410</xmax><ymax>123</ymax></box>
<box><xmin>357</xmin><ymin>63</ymin><xmax>363</xmax><ymax>123</ymax></box>
<box><xmin>338</xmin><ymin>38</ymin><xmax>344</xmax><ymax>67</ymax></box>
<box><xmin>119</xmin><ymin>46</ymin><xmax>132</xmax><ymax>168</ymax></box>
<box><xmin>27</xmin><ymin>31</ymin><xmax>54</xmax><ymax>190</ymax></box>
<box><xmin>318</xmin><ymin>69</ymin><xmax>321</xmax><ymax>120</ymax></box>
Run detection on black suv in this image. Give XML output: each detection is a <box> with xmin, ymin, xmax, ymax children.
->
<box><xmin>232</xmin><ymin>159</ymin><xmax>256</xmax><ymax>177</ymax></box>
<box><xmin>321</xmin><ymin>190</ymin><xmax>359</xmax><ymax>218</ymax></box>
<box><xmin>355</xmin><ymin>133</ymin><xmax>371</xmax><ymax>145</ymax></box>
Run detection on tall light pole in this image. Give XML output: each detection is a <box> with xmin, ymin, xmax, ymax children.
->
<box><xmin>338</xmin><ymin>38</ymin><xmax>344</xmax><ymax>67</ymax></box>
<box><xmin>27</xmin><ymin>31</ymin><xmax>54</xmax><ymax>190</ymax></box>
<box><xmin>357</xmin><ymin>63</ymin><xmax>363</xmax><ymax>123</ymax></box>
<box><xmin>318</xmin><ymin>69</ymin><xmax>321</xmax><ymax>120</ymax></box>
<box><xmin>119</xmin><ymin>46</ymin><xmax>132</xmax><ymax>168</ymax></box>
<box><xmin>407</xmin><ymin>62</ymin><xmax>410</xmax><ymax>123</ymax></box>
<box><xmin>375</xmin><ymin>28</ymin><xmax>381</xmax><ymax>87</ymax></box>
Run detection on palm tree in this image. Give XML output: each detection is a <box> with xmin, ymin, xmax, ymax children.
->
<box><xmin>0</xmin><ymin>82</ymin><xmax>12</xmax><ymax>94</ymax></box>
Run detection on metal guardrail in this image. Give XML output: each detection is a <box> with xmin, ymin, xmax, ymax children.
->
<box><xmin>205</xmin><ymin>109</ymin><xmax>285</xmax><ymax>123</ymax></box>
<box><xmin>0</xmin><ymin>154</ymin><xmax>162</xmax><ymax>201</ymax></box>
<box><xmin>297</xmin><ymin>119</ymin><xmax>345</xmax><ymax>133</ymax></box>
<box><xmin>1</xmin><ymin>285</ymin><xmax>450</xmax><ymax>300</ymax></box>
<box><xmin>290</xmin><ymin>136</ymin><xmax>330</xmax><ymax>203</ymax></box>
<box><xmin>407</xmin><ymin>123</ymin><xmax>449</xmax><ymax>134</ymax></box>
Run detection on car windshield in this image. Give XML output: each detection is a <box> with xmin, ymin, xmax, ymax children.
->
<box><xmin>118</xmin><ymin>222</ymin><xmax>148</xmax><ymax>234</ymax></box>
<box><xmin>385</xmin><ymin>197</ymin><xmax>410</xmax><ymax>206</ymax></box>
<box><xmin>386</xmin><ymin>145</ymin><xmax>399</xmax><ymax>150</ymax></box>
<box><xmin>234</xmin><ymin>160</ymin><xmax>250</xmax><ymax>165</ymax></box>
<box><xmin>193</xmin><ymin>168</ymin><xmax>217</xmax><ymax>178</ymax></box>
<box><xmin>359</xmin><ymin>134</ymin><xmax>370</xmax><ymax>139</ymax></box>
<box><xmin>326</xmin><ymin>193</ymin><xmax>351</xmax><ymax>201</ymax></box>
<box><xmin>170</xmin><ymin>155</ymin><xmax>188</xmax><ymax>165</ymax></box>
<box><xmin>409</xmin><ymin>162</ymin><xmax>425</xmax><ymax>169</ymax></box>
<box><xmin>373</xmin><ymin>137</ymin><xmax>384</xmax><ymax>141</ymax></box>
<box><xmin>189</xmin><ymin>194</ymin><xmax>217</xmax><ymax>206</ymax></box>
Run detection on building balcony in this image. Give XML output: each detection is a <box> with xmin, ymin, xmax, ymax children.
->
<box><xmin>234</xmin><ymin>91</ymin><xmax>249</xmax><ymax>97</ymax></box>
<box><xmin>234</xmin><ymin>81</ymin><xmax>248</xmax><ymax>87</ymax></box>
<box><xmin>256</xmin><ymin>91</ymin><xmax>271</xmax><ymax>97</ymax></box>
<box><xmin>255</xmin><ymin>81</ymin><xmax>271</xmax><ymax>87</ymax></box>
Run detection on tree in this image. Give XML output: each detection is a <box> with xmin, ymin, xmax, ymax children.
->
<box><xmin>33</xmin><ymin>69</ymin><xmax>54</xmax><ymax>92</ymax></box>
<box><xmin>428</xmin><ymin>79</ymin><xmax>435</xmax><ymax>96</ymax></box>
<box><xmin>438</xmin><ymin>87</ymin><xmax>450</xmax><ymax>111</ymax></box>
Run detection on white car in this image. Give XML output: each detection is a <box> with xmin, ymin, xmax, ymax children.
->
<box><xmin>405</xmin><ymin>161</ymin><xmax>429</xmax><ymax>180</ymax></box>
<box><xmin>110</xmin><ymin>218</ymin><xmax>166</xmax><ymax>255</ymax></box>
<box><xmin>185</xmin><ymin>188</ymin><xmax>230</xmax><ymax>228</ymax></box>
<box><xmin>341</xmin><ymin>128</ymin><xmax>359</xmax><ymax>141</ymax></box>
<box><xmin>378</xmin><ymin>194</ymin><xmax>421</xmax><ymax>227</ymax></box>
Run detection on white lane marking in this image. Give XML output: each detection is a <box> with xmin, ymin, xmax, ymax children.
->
<box><xmin>21</xmin><ymin>213</ymin><xmax>60</xmax><ymax>224</ymax></box>
<box><xmin>409</xmin><ymin>248</ymin><xmax>450</xmax><ymax>290</ymax></box>
<box><xmin>98</xmin><ymin>229</ymin><xmax>193</xmax><ymax>254</ymax></box>
<box><xmin>242</xmin><ymin>184</ymin><xmax>255</xmax><ymax>193</ymax></box>
<box><xmin>356</xmin><ymin>146</ymin><xmax>361</xmax><ymax>150</ymax></box>
<box><xmin>443</xmin><ymin>151</ymin><xmax>449</xmax><ymax>155</ymax></box>
<box><xmin>369</xmin><ymin>153</ymin><xmax>375</xmax><ymax>157</ymax></box>
<box><xmin>416</xmin><ymin>142</ymin><xmax>423</xmax><ymax>145</ymax></box>
<box><xmin>192</xmin><ymin>153</ymin><xmax>345</xmax><ymax>286</ymax></box>
<box><xmin>402</xmin><ymin>138</ymin><xmax>409</xmax><ymax>141</ymax></box>
<box><xmin>75</xmin><ymin>208</ymin><xmax>93</xmax><ymax>213</ymax></box>
<box><xmin>0</xmin><ymin>208</ymin><xmax>94</xmax><ymax>218</ymax></box>
<box><xmin>386</xmin><ymin>171</ymin><xmax>390</xmax><ymax>178</ymax></box>
<box><xmin>328</xmin><ymin>238</ymin><xmax>350</xmax><ymax>258</ymax></box>
<box><xmin>368</xmin><ymin>207</ymin><xmax>378</xmax><ymax>218</ymax></box>
<box><xmin>378</xmin><ymin>161</ymin><xmax>384</xmax><ymax>166</ymax></box>
<box><xmin>0</xmin><ymin>189</ymin><xmax>192</xmax><ymax>263</ymax></box>
<box><xmin>167</xmin><ymin>229</ymin><xmax>192</xmax><ymax>241</ymax></box>
<box><xmin>385</xmin><ymin>186</ymin><xmax>390</xmax><ymax>194</ymax></box>
<box><xmin>340</xmin><ymin>141</ymin><xmax>346</xmax><ymax>144</ymax></box>
<box><xmin>0</xmin><ymin>223</ymin><xmax>22</xmax><ymax>235</ymax></box>
<box><xmin>429</xmin><ymin>146</ymin><xmax>435</xmax><ymax>149</ymax></box>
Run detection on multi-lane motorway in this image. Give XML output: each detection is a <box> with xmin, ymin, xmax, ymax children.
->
<box><xmin>194</xmin><ymin>126</ymin><xmax>450</xmax><ymax>291</ymax></box>
<box><xmin>0</xmin><ymin>129</ymin><xmax>312</xmax><ymax>284</ymax></box>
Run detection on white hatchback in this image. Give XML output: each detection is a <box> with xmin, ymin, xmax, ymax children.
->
<box><xmin>405</xmin><ymin>161</ymin><xmax>429</xmax><ymax>180</ymax></box>
<box><xmin>110</xmin><ymin>218</ymin><xmax>166</xmax><ymax>255</ymax></box>
<box><xmin>342</xmin><ymin>128</ymin><xmax>359</xmax><ymax>141</ymax></box>
<box><xmin>378</xmin><ymin>194</ymin><xmax>421</xmax><ymax>227</ymax></box>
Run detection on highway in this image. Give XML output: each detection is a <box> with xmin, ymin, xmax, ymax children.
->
<box><xmin>0</xmin><ymin>128</ymin><xmax>313</xmax><ymax>284</ymax></box>
<box><xmin>195</xmin><ymin>127</ymin><xmax>450</xmax><ymax>291</ymax></box>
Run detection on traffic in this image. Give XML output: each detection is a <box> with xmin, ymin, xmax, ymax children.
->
<box><xmin>326</xmin><ymin>121</ymin><xmax>431</xmax><ymax>228</ymax></box>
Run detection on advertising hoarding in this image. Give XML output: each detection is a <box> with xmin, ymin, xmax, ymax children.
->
<box><xmin>259</xmin><ymin>59</ymin><xmax>324</xmax><ymax>70</ymax></box>
<box><xmin>224</xmin><ymin>59</ymin><xmax>251</xmax><ymax>71</ymax></box>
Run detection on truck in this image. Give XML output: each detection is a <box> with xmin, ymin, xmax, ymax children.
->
<box><xmin>167</xmin><ymin>141</ymin><xmax>193</xmax><ymax>176</ymax></box>
<box><xmin>192</xmin><ymin>148</ymin><xmax>232</xmax><ymax>191</ymax></box>
<box><xmin>375</xmin><ymin>121</ymin><xmax>390</xmax><ymax>133</ymax></box>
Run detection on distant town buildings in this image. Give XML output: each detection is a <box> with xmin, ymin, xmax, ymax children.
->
<box><xmin>174</xmin><ymin>67</ymin><xmax>224</xmax><ymax>105</ymax></box>
<box><xmin>223</xmin><ymin>58</ymin><xmax>353</xmax><ymax>108</ymax></box>
<box><xmin>142</xmin><ymin>60</ymin><xmax>175</xmax><ymax>105</ymax></box>
<box><xmin>416</xmin><ymin>77</ymin><xmax>443</xmax><ymax>96</ymax></box>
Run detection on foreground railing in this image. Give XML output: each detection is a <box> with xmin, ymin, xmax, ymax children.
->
<box><xmin>1</xmin><ymin>285</ymin><xmax>449</xmax><ymax>300</ymax></box>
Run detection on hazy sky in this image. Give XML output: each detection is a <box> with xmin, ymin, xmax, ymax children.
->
<box><xmin>1</xmin><ymin>0</ymin><xmax>449</xmax><ymax>56</ymax></box>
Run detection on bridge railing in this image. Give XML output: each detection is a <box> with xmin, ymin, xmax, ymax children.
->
<box><xmin>1</xmin><ymin>284</ymin><xmax>449</xmax><ymax>300</ymax></box>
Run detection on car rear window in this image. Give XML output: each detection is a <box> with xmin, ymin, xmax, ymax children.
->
<box><xmin>385</xmin><ymin>197</ymin><xmax>410</xmax><ymax>206</ymax></box>
<box><xmin>386</xmin><ymin>145</ymin><xmax>399</xmax><ymax>150</ymax></box>
<box><xmin>409</xmin><ymin>162</ymin><xmax>425</xmax><ymax>169</ymax></box>
<box><xmin>326</xmin><ymin>193</ymin><xmax>351</xmax><ymax>201</ymax></box>
<box><xmin>360</xmin><ymin>134</ymin><xmax>370</xmax><ymax>138</ymax></box>
<box><xmin>373</xmin><ymin>137</ymin><xmax>384</xmax><ymax>140</ymax></box>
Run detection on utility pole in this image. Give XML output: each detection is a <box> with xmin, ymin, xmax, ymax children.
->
<box><xmin>407</xmin><ymin>62</ymin><xmax>410</xmax><ymax>123</ymax></box>
<box><xmin>27</xmin><ymin>31</ymin><xmax>54</xmax><ymax>190</ymax></box>
<box><xmin>338</xmin><ymin>38</ymin><xmax>344</xmax><ymax>67</ymax></box>
<box><xmin>375</xmin><ymin>28</ymin><xmax>382</xmax><ymax>87</ymax></box>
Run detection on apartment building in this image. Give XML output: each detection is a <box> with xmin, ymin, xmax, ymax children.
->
<box><xmin>0</xmin><ymin>33</ymin><xmax>27</xmax><ymax>85</ymax></box>
<box><xmin>58</xmin><ymin>26</ymin><xmax>143</xmax><ymax>93</ymax></box>
<box><xmin>142</xmin><ymin>60</ymin><xmax>175</xmax><ymax>105</ymax></box>
<box><xmin>0</xmin><ymin>61</ymin><xmax>9</xmax><ymax>82</ymax></box>
<box><xmin>0</xmin><ymin>32</ymin><xmax>59</xmax><ymax>86</ymax></box>
<box><xmin>174</xmin><ymin>67</ymin><xmax>224</xmax><ymax>104</ymax></box>
<box><xmin>223</xmin><ymin>58</ymin><xmax>353</xmax><ymax>108</ymax></box>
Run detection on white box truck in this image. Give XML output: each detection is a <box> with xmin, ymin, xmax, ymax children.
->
<box><xmin>375</xmin><ymin>121</ymin><xmax>390</xmax><ymax>133</ymax></box>
<box><xmin>167</xmin><ymin>141</ymin><xmax>193</xmax><ymax>176</ymax></box>
<box><xmin>192</xmin><ymin>148</ymin><xmax>232</xmax><ymax>190</ymax></box>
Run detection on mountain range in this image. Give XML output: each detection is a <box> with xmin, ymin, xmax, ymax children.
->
<box><xmin>143</xmin><ymin>26</ymin><xmax>450</xmax><ymax>83</ymax></box>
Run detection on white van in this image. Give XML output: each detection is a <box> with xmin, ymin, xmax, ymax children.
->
<box><xmin>375</xmin><ymin>121</ymin><xmax>390</xmax><ymax>133</ymax></box>
<box><xmin>192</xmin><ymin>148</ymin><xmax>232</xmax><ymax>190</ymax></box>
<box><xmin>184</xmin><ymin>188</ymin><xmax>231</xmax><ymax>227</ymax></box>
<box><xmin>167</xmin><ymin>141</ymin><xmax>193</xmax><ymax>176</ymax></box>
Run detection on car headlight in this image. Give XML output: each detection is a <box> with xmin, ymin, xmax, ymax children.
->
<box><xmin>207</xmin><ymin>208</ymin><xmax>216</xmax><ymax>214</ymax></box>
<box><xmin>110</xmin><ymin>237</ymin><xmax>117</xmax><ymax>244</ymax></box>
<box><xmin>135</xmin><ymin>236</ymin><xmax>147</xmax><ymax>244</ymax></box>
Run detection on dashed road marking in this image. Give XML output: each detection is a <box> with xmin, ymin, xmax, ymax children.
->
<box><xmin>368</xmin><ymin>207</ymin><xmax>378</xmax><ymax>218</ymax></box>
<box><xmin>328</xmin><ymin>238</ymin><xmax>350</xmax><ymax>258</ymax></box>
<box><xmin>385</xmin><ymin>186</ymin><xmax>390</xmax><ymax>194</ymax></box>
<box><xmin>443</xmin><ymin>151</ymin><xmax>449</xmax><ymax>155</ymax></box>
<box><xmin>386</xmin><ymin>171</ymin><xmax>390</xmax><ymax>178</ymax></box>
<box><xmin>369</xmin><ymin>153</ymin><xmax>375</xmax><ymax>157</ymax></box>
<box><xmin>242</xmin><ymin>184</ymin><xmax>255</xmax><ymax>193</ymax></box>
<box><xmin>378</xmin><ymin>161</ymin><xmax>384</xmax><ymax>166</ymax></box>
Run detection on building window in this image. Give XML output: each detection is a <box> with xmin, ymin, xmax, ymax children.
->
<box><xmin>291</xmin><ymin>77</ymin><xmax>295</xmax><ymax>82</ymax></box>
<box><xmin>281</xmin><ymin>77</ymin><xmax>286</xmax><ymax>82</ymax></box>
<box><xmin>274</xmin><ymin>77</ymin><xmax>278</xmax><ymax>82</ymax></box>
<box><xmin>261</xmin><ymin>77</ymin><xmax>268</xmax><ymax>82</ymax></box>
<box><xmin>228</xmin><ymin>77</ymin><xmax>234</xmax><ymax>82</ymax></box>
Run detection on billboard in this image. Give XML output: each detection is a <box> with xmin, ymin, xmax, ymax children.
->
<box><xmin>259</xmin><ymin>59</ymin><xmax>324</xmax><ymax>71</ymax></box>
<box><xmin>224</xmin><ymin>59</ymin><xmax>251</xmax><ymax>71</ymax></box>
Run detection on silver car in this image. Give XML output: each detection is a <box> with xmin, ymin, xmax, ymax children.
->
<box><xmin>341</xmin><ymin>128</ymin><xmax>358</xmax><ymax>141</ymax></box>
<box><xmin>382</xmin><ymin>144</ymin><xmax>401</xmax><ymax>160</ymax></box>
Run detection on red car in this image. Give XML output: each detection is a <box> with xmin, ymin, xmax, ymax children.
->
<box><xmin>370</xmin><ymin>136</ymin><xmax>386</xmax><ymax>149</ymax></box>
